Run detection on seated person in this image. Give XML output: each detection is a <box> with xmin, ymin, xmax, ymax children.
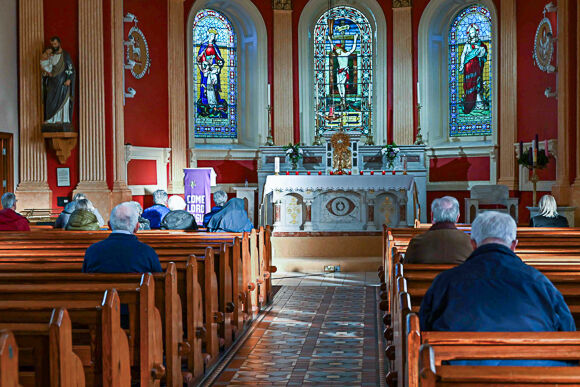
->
<box><xmin>54</xmin><ymin>200</ymin><xmax>77</xmax><ymax>229</ymax></box>
<box><xmin>161</xmin><ymin>195</ymin><xmax>197</xmax><ymax>230</ymax></box>
<box><xmin>66</xmin><ymin>199</ymin><xmax>100</xmax><ymax>231</ymax></box>
<box><xmin>203</xmin><ymin>190</ymin><xmax>228</xmax><ymax>228</ymax></box>
<box><xmin>142</xmin><ymin>189</ymin><xmax>170</xmax><ymax>229</ymax></box>
<box><xmin>83</xmin><ymin>202</ymin><xmax>162</xmax><ymax>273</ymax></box>
<box><xmin>73</xmin><ymin>193</ymin><xmax>105</xmax><ymax>227</ymax></box>
<box><xmin>530</xmin><ymin>194</ymin><xmax>569</xmax><ymax>227</ymax></box>
<box><xmin>207</xmin><ymin>198</ymin><xmax>253</xmax><ymax>233</ymax></box>
<box><xmin>404</xmin><ymin>196</ymin><xmax>472</xmax><ymax>264</ymax></box>
<box><xmin>420</xmin><ymin>211</ymin><xmax>575</xmax><ymax>366</ymax></box>
<box><xmin>0</xmin><ymin>192</ymin><xmax>30</xmax><ymax>231</ymax></box>
<box><xmin>130</xmin><ymin>201</ymin><xmax>151</xmax><ymax>231</ymax></box>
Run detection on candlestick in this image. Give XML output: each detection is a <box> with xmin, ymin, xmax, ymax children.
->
<box><xmin>414</xmin><ymin>103</ymin><xmax>425</xmax><ymax>145</ymax></box>
<box><xmin>265</xmin><ymin>105</ymin><xmax>274</xmax><ymax>146</ymax></box>
<box><xmin>274</xmin><ymin>157</ymin><xmax>280</xmax><ymax>175</ymax></box>
<box><xmin>519</xmin><ymin>141</ymin><xmax>523</xmax><ymax>158</ymax></box>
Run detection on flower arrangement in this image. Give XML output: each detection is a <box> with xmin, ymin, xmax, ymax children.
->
<box><xmin>381</xmin><ymin>142</ymin><xmax>400</xmax><ymax>169</ymax></box>
<box><xmin>518</xmin><ymin>148</ymin><xmax>549</xmax><ymax>170</ymax></box>
<box><xmin>283</xmin><ymin>143</ymin><xmax>304</xmax><ymax>170</ymax></box>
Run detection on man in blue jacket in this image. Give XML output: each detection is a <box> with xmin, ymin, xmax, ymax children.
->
<box><xmin>83</xmin><ymin>202</ymin><xmax>162</xmax><ymax>273</ymax></box>
<box><xmin>142</xmin><ymin>189</ymin><xmax>170</xmax><ymax>229</ymax></box>
<box><xmin>419</xmin><ymin>211</ymin><xmax>575</xmax><ymax>366</ymax></box>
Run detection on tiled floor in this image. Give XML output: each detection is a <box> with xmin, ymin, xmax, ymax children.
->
<box><xmin>213</xmin><ymin>272</ymin><xmax>382</xmax><ymax>386</ymax></box>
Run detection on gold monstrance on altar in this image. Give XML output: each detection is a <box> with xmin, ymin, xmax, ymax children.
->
<box><xmin>330</xmin><ymin>128</ymin><xmax>352</xmax><ymax>173</ymax></box>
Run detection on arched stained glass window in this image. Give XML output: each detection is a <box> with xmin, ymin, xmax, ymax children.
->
<box><xmin>314</xmin><ymin>6</ymin><xmax>372</xmax><ymax>136</ymax></box>
<box><xmin>192</xmin><ymin>9</ymin><xmax>237</xmax><ymax>139</ymax></box>
<box><xmin>449</xmin><ymin>5</ymin><xmax>492</xmax><ymax>137</ymax></box>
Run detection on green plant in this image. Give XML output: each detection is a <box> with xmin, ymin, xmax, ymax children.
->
<box><xmin>283</xmin><ymin>143</ymin><xmax>303</xmax><ymax>169</ymax></box>
<box><xmin>518</xmin><ymin>149</ymin><xmax>549</xmax><ymax>170</ymax></box>
<box><xmin>381</xmin><ymin>142</ymin><xmax>400</xmax><ymax>169</ymax></box>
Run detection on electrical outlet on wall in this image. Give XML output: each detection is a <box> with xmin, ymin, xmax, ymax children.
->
<box><xmin>324</xmin><ymin>265</ymin><xmax>335</xmax><ymax>273</ymax></box>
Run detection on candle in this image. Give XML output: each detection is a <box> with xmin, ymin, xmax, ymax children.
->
<box><xmin>528</xmin><ymin>147</ymin><xmax>533</xmax><ymax>166</ymax></box>
<box><xmin>286</xmin><ymin>171</ymin><xmax>290</xmax><ymax>175</ymax></box>
<box><xmin>267</xmin><ymin>83</ymin><xmax>271</xmax><ymax>105</ymax></box>
<box><xmin>318</xmin><ymin>171</ymin><xmax>322</xmax><ymax>175</ymax></box>
<box><xmin>315</xmin><ymin>81</ymin><xmax>319</xmax><ymax>108</ymax></box>
<box><xmin>360</xmin><ymin>171</ymin><xmax>364</xmax><ymax>175</ymax></box>
<box><xmin>535</xmin><ymin>134</ymin><xmax>539</xmax><ymax>152</ymax></box>
<box><xmin>392</xmin><ymin>170</ymin><xmax>396</xmax><ymax>175</ymax></box>
<box><xmin>370</xmin><ymin>171</ymin><xmax>374</xmax><ymax>175</ymax></box>
<box><xmin>330</xmin><ymin>171</ymin><xmax>334</xmax><ymax>175</ymax></box>
<box><xmin>544</xmin><ymin>139</ymin><xmax>549</xmax><ymax>157</ymax></box>
<box><xmin>532</xmin><ymin>140</ymin><xmax>537</xmax><ymax>164</ymax></box>
<box><xmin>329</xmin><ymin>106</ymin><xmax>335</xmax><ymax>116</ymax></box>
<box><xmin>417</xmin><ymin>82</ymin><xmax>421</xmax><ymax>105</ymax></box>
<box><xmin>519</xmin><ymin>141</ymin><xmax>523</xmax><ymax>158</ymax></box>
<box><xmin>307</xmin><ymin>171</ymin><xmax>311</xmax><ymax>175</ymax></box>
<box><xmin>274</xmin><ymin>157</ymin><xmax>280</xmax><ymax>174</ymax></box>
<box><xmin>348</xmin><ymin>171</ymin><xmax>352</xmax><ymax>175</ymax></box>
<box><xmin>295</xmin><ymin>171</ymin><xmax>299</xmax><ymax>175</ymax></box>
<box><xmin>403</xmin><ymin>156</ymin><xmax>408</xmax><ymax>173</ymax></box>
<box><xmin>382</xmin><ymin>171</ymin><xmax>385</xmax><ymax>175</ymax></box>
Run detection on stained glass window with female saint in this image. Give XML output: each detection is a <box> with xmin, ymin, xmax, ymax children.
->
<box><xmin>192</xmin><ymin>9</ymin><xmax>237</xmax><ymax>139</ymax></box>
<box><xmin>449</xmin><ymin>5</ymin><xmax>492</xmax><ymax>137</ymax></box>
<box><xmin>313</xmin><ymin>6</ymin><xmax>372</xmax><ymax>137</ymax></box>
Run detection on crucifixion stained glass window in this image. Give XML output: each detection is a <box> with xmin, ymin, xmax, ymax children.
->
<box><xmin>449</xmin><ymin>5</ymin><xmax>492</xmax><ymax>137</ymax></box>
<box><xmin>192</xmin><ymin>9</ymin><xmax>237</xmax><ymax>139</ymax></box>
<box><xmin>314</xmin><ymin>6</ymin><xmax>372</xmax><ymax>136</ymax></box>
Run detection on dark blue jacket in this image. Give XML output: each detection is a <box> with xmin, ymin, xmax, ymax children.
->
<box><xmin>419</xmin><ymin>243</ymin><xmax>576</xmax><ymax>366</ymax></box>
<box><xmin>203</xmin><ymin>206</ymin><xmax>222</xmax><ymax>228</ymax></box>
<box><xmin>82</xmin><ymin>233</ymin><xmax>162</xmax><ymax>273</ymax></box>
<box><xmin>142</xmin><ymin>204</ymin><xmax>170</xmax><ymax>229</ymax></box>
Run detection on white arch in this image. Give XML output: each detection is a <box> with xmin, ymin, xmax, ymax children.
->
<box><xmin>418</xmin><ymin>0</ymin><xmax>498</xmax><ymax>148</ymax></box>
<box><xmin>298</xmin><ymin>0</ymin><xmax>388</xmax><ymax>144</ymax></box>
<box><xmin>187</xmin><ymin>0</ymin><xmax>268</xmax><ymax>151</ymax></box>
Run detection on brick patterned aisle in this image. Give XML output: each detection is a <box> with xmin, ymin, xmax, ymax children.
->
<box><xmin>213</xmin><ymin>285</ymin><xmax>381</xmax><ymax>386</ymax></box>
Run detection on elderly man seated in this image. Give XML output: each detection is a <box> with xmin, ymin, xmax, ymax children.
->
<box><xmin>0</xmin><ymin>192</ymin><xmax>30</xmax><ymax>231</ymax></box>
<box><xmin>142</xmin><ymin>189</ymin><xmax>170</xmax><ymax>229</ymax></box>
<box><xmin>404</xmin><ymin>196</ymin><xmax>472</xmax><ymax>264</ymax></box>
<box><xmin>420</xmin><ymin>211</ymin><xmax>575</xmax><ymax>366</ymax></box>
<box><xmin>203</xmin><ymin>190</ymin><xmax>228</xmax><ymax>228</ymax></box>
<box><xmin>82</xmin><ymin>202</ymin><xmax>162</xmax><ymax>273</ymax></box>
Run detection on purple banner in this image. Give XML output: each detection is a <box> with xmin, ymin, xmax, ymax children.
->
<box><xmin>184</xmin><ymin>168</ymin><xmax>212</xmax><ymax>225</ymax></box>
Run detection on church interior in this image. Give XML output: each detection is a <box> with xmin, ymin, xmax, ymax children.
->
<box><xmin>0</xmin><ymin>0</ymin><xmax>580</xmax><ymax>385</ymax></box>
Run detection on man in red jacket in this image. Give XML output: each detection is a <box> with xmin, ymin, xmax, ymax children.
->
<box><xmin>0</xmin><ymin>192</ymin><xmax>30</xmax><ymax>231</ymax></box>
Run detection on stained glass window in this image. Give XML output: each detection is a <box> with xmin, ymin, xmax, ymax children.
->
<box><xmin>192</xmin><ymin>9</ymin><xmax>237</xmax><ymax>139</ymax></box>
<box><xmin>314</xmin><ymin>6</ymin><xmax>372</xmax><ymax>137</ymax></box>
<box><xmin>449</xmin><ymin>5</ymin><xmax>492</xmax><ymax>137</ymax></box>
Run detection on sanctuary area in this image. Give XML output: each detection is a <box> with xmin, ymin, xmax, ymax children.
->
<box><xmin>0</xmin><ymin>0</ymin><xmax>579</xmax><ymax>385</ymax></box>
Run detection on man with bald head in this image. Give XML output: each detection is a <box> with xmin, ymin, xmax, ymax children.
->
<box><xmin>82</xmin><ymin>202</ymin><xmax>161</xmax><ymax>273</ymax></box>
<box><xmin>404</xmin><ymin>196</ymin><xmax>473</xmax><ymax>264</ymax></box>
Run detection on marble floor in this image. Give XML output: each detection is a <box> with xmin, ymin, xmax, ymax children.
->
<box><xmin>212</xmin><ymin>272</ymin><xmax>382</xmax><ymax>386</ymax></box>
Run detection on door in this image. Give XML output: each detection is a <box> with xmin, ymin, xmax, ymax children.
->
<box><xmin>0</xmin><ymin>133</ymin><xmax>14</xmax><ymax>196</ymax></box>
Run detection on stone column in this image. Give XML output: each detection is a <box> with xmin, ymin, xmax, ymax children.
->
<box><xmin>497</xmin><ymin>0</ymin><xmax>518</xmax><ymax>189</ymax></box>
<box><xmin>392</xmin><ymin>0</ymin><xmax>413</xmax><ymax>145</ymax></box>
<box><xmin>273</xmin><ymin>0</ymin><xmax>294</xmax><ymax>145</ymax></box>
<box><xmin>303</xmin><ymin>199</ymin><xmax>313</xmax><ymax>231</ymax></box>
<box><xmin>15</xmin><ymin>0</ymin><xmax>52</xmax><ymax>210</ymax></box>
<box><xmin>572</xmin><ymin>1</ymin><xmax>580</xmax><ymax>225</ymax></box>
<box><xmin>167</xmin><ymin>0</ymin><xmax>187</xmax><ymax>194</ymax></box>
<box><xmin>552</xmin><ymin>0</ymin><xmax>572</xmax><ymax>205</ymax></box>
<box><xmin>110</xmin><ymin>0</ymin><xmax>132</xmax><ymax>206</ymax></box>
<box><xmin>74</xmin><ymin>0</ymin><xmax>112</xmax><ymax>219</ymax></box>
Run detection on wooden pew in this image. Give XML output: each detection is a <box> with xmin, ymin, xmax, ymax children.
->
<box><xmin>0</xmin><ymin>308</ymin><xmax>85</xmax><ymax>387</ymax></box>
<box><xmin>0</xmin><ymin>290</ymin><xmax>130</xmax><ymax>387</ymax></box>
<box><xmin>0</xmin><ymin>275</ymin><xmax>163</xmax><ymax>386</ymax></box>
<box><xmin>0</xmin><ymin>331</ymin><xmax>20</xmax><ymax>387</ymax></box>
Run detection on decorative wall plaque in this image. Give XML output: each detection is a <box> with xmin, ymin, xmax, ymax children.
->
<box><xmin>126</xmin><ymin>25</ymin><xmax>151</xmax><ymax>79</ymax></box>
<box><xmin>273</xmin><ymin>0</ymin><xmax>292</xmax><ymax>10</ymax></box>
<box><xmin>392</xmin><ymin>0</ymin><xmax>412</xmax><ymax>8</ymax></box>
<box><xmin>533</xmin><ymin>17</ymin><xmax>554</xmax><ymax>72</ymax></box>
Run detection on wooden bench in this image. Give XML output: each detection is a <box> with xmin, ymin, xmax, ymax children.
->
<box><xmin>0</xmin><ymin>275</ymin><xmax>163</xmax><ymax>386</ymax></box>
<box><xmin>0</xmin><ymin>331</ymin><xmax>19</xmax><ymax>387</ymax></box>
<box><xmin>0</xmin><ymin>290</ymin><xmax>130</xmax><ymax>387</ymax></box>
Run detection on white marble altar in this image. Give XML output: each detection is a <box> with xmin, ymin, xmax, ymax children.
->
<box><xmin>261</xmin><ymin>175</ymin><xmax>419</xmax><ymax>232</ymax></box>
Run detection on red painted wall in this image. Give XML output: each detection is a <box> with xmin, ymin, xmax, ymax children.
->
<box><xmin>429</xmin><ymin>157</ymin><xmax>491</xmax><ymax>182</ymax></box>
<box><xmin>127</xmin><ymin>159</ymin><xmax>157</xmax><ymax>186</ymax></box>
<box><xmin>44</xmin><ymin>0</ymin><xmax>79</xmax><ymax>208</ymax></box>
<box><xmin>123</xmin><ymin>0</ymin><xmax>169</xmax><ymax>149</ymax></box>
<box><xmin>196</xmin><ymin>160</ymin><xmax>258</xmax><ymax>184</ymax></box>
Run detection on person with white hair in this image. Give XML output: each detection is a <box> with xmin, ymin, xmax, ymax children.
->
<box><xmin>203</xmin><ymin>190</ymin><xmax>228</xmax><ymax>228</ymax></box>
<box><xmin>404</xmin><ymin>196</ymin><xmax>472</xmax><ymax>264</ymax></box>
<box><xmin>130</xmin><ymin>201</ymin><xmax>151</xmax><ymax>231</ymax></box>
<box><xmin>82</xmin><ymin>202</ymin><xmax>161</xmax><ymax>273</ymax></box>
<box><xmin>530</xmin><ymin>194</ymin><xmax>569</xmax><ymax>227</ymax></box>
<box><xmin>142</xmin><ymin>189</ymin><xmax>170</xmax><ymax>229</ymax></box>
<box><xmin>419</xmin><ymin>211</ymin><xmax>574</xmax><ymax>366</ymax></box>
<box><xmin>0</xmin><ymin>192</ymin><xmax>30</xmax><ymax>231</ymax></box>
<box><xmin>65</xmin><ymin>199</ymin><xmax>100</xmax><ymax>231</ymax></box>
<box><xmin>72</xmin><ymin>193</ymin><xmax>105</xmax><ymax>227</ymax></box>
<box><xmin>161</xmin><ymin>195</ymin><xmax>198</xmax><ymax>230</ymax></box>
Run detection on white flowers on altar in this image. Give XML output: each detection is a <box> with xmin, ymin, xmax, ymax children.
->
<box><xmin>381</xmin><ymin>143</ymin><xmax>400</xmax><ymax>169</ymax></box>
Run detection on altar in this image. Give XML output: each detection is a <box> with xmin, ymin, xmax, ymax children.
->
<box><xmin>261</xmin><ymin>174</ymin><xmax>419</xmax><ymax>232</ymax></box>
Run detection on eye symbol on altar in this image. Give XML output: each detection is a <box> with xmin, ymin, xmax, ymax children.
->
<box><xmin>326</xmin><ymin>197</ymin><xmax>356</xmax><ymax>217</ymax></box>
